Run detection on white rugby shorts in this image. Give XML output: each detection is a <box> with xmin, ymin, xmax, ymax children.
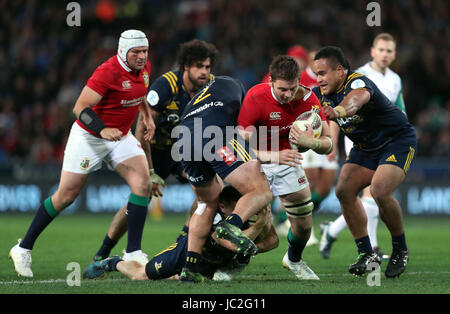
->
<box><xmin>261</xmin><ymin>163</ymin><xmax>309</xmax><ymax>197</ymax></box>
<box><xmin>62</xmin><ymin>122</ymin><xmax>145</xmax><ymax>174</ymax></box>
<box><xmin>301</xmin><ymin>149</ymin><xmax>339</xmax><ymax>170</ymax></box>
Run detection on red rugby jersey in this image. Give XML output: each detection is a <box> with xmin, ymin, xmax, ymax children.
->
<box><xmin>77</xmin><ymin>55</ymin><xmax>151</xmax><ymax>136</ymax></box>
<box><xmin>238</xmin><ymin>83</ymin><xmax>325</xmax><ymax>151</ymax></box>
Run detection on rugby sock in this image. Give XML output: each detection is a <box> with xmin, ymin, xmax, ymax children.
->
<box><xmin>20</xmin><ymin>197</ymin><xmax>59</xmax><ymax>250</ymax></box>
<box><xmin>355</xmin><ymin>235</ymin><xmax>373</xmax><ymax>254</ymax></box>
<box><xmin>106</xmin><ymin>256</ymin><xmax>123</xmax><ymax>272</ymax></box>
<box><xmin>95</xmin><ymin>235</ymin><xmax>118</xmax><ymax>260</ymax></box>
<box><xmin>311</xmin><ymin>191</ymin><xmax>325</xmax><ymax>212</ymax></box>
<box><xmin>287</xmin><ymin>228</ymin><xmax>309</xmax><ymax>262</ymax></box>
<box><xmin>328</xmin><ymin>215</ymin><xmax>347</xmax><ymax>238</ymax></box>
<box><xmin>225</xmin><ymin>213</ymin><xmax>244</xmax><ymax>228</ymax></box>
<box><xmin>392</xmin><ymin>233</ymin><xmax>408</xmax><ymax>251</ymax></box>
<box><xmin>125</xmin><ymin>193</ymin><xmax>150</xmax><ymax>253</ymax></box>
<box><xmin>362</xmin><ymin>197</ymin><xmax>379</xmax><ymax>248</ymax></box>
<box><xmin>185</xmin><ymin>251</ymin><xmax>201</xmax><ymax>273</ymax></box>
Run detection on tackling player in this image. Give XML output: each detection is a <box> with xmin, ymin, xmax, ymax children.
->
<box><xmin>88</xmin><ymin>40</ymin><xmax>218</xmax><ymax>265</ymax></box>
<box><xmin>314</xmin><ymin>46</ymin><xmax>416</xmax><ymax>278</ymax></box>
<box><xmin>320</xmin><ymin>33</ymin><xmax>406</xmax><ymax>261</ymax></box>
<box><xmin>238</xmin><ymin>55</ymin><xmax>333</xmax><ymax>280</ymax></box>
<box><xmin>9</xmin><ymin>30</ymin><xmax>154</xmax><ymax>278</ymax></box>
<box><xmin>175</xmin><ymin>75</ymin><xmax>298</xmax><ymax>283</ymax></box>
<box><xmin>82</xmin><ymin>186</ymin><xmax>278</xmax><ymax>281</ymax></box>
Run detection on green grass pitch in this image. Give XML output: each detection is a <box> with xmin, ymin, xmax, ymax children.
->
<box><xmin>1</xmin><ymin>213</ymin><xmax>449</xmax><ymax>294</ymax></box>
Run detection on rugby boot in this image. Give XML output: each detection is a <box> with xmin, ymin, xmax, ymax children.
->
<box><xmin>385</xmin><ymin>249</ymin><xmax>409</xmax><ymax>278</ymax></box>
<box><xmin>348</xmin><ymin>251</ymin><xmax>381</xmax><ymax>276</ymax></box>
<box><xmin>215</xmin><ymin>221</ymin><xmax>258</xmax><ymax>256</ymax></box>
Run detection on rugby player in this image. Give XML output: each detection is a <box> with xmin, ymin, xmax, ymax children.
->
<box><xmin>320</xmin><ymin>34</ymin><xmax>406</xmax><ymax>261</ymax></box>
<box><xmin>238</xmin><ymin>55</ymin><xmax>333</xmax><ymax>280</ymax></box>
<box><xmin>314</xmin><ymin>46</ymin><xmax>416</xmax><ymax>278</ymax></box>
<box><xmin>9</xmin><ymin>30</ymin><xmax>154</xmax><ymax>278</ymax></box>
<box><xmin>82</xmin><ymin>186</ymin><xmax>278</xmax><ymax>281</ymax></box>
<box><xmin>175</xmin><ymin>75</ymin><xmax>297</xmax><ymax>283</ymax></box>
<box><xmin>89</xmin><ymin>40</ymin><xmax>218</xmax><ymax>265</ymax></box>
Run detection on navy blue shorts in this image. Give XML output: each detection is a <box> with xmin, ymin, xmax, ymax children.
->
<box><xmin>346</xmin><ymin>136</ymin><xmax>417</xmax><ymax>173</ymax></box>
<box><xmin>180</xmin><ymin>130</ymin><xmax>255</xmax><ymax>186</ymax></box>
<box><xmin>145</xmin><ymin>226</ymin><xmax>188</xmax><ymax>280</ymax></box>
<box><xmin>151</xmin><ymin>146</ymin><xmax>187</xmax><ymax>183</ymax></box>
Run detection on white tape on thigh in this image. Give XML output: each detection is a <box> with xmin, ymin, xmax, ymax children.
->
<box><xmin>283</xmin><ymin>199</ymin><xmax>314</xmax><ymax>218</ymax></box>
<box><xmin>194</xmin><ymin>201</ymin><xmax>207</xmax><ymax>216</ymax></box>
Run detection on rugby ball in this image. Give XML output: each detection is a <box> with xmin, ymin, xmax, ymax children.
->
<box><xmin>289</xmin><ymin>110</ymin><xmax>322</xmax><ymax>152</ymax></box>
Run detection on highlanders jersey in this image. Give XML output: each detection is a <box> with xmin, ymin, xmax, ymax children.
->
<box><xmin>147</xmin><ymin>70</ymin><xmax>214</xmax><ymax>149</ymax></box>
<box><xmin>238</xmin><ymin>83</ymin><xmax>326</xmax><ymax>151</ymax></box>
<box><xmin>181</xmin><ymin>76</ymin><xmax>246</xmax><ymax>128</ymax></box>
<box><xmin>356</xmin><ymin>62</ymin><xmax>405</xmax><ymax>112</ymax></box>
<box><xmin>80</xmin><ymin>55</ymin><xmax>151</xmax><ymax>136</ymax></box>
<box><xmin>312</xmin><ymin>71</ymin><xmax>415</xmax><ymax>151</ymax></box>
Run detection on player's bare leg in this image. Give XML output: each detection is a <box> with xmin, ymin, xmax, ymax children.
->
<box><xmin>224</xmin><ymin>160</ymin><xmax>272</xmax><ymax>223</ymax></box>
<box><xmin>335</xmin><ymin>163</ymin><xmax>373</xmax><ymax>239</ymax></box>
<box><xmin>370</xmin><ymin>164</ymin><xmax>405</xmax><ymax>236</ymax></box>
<box><xmin>52</xmin><ymin>171</ymin><xmax>90</xmax><ymax>211</ymax></box>
<box><xmin>116</xmin><ymin>260</ymin><xmax>148</xmax><ymax>280</ymax></box>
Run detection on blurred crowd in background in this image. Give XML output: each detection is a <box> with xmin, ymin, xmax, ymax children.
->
<box><xmin>0</xmin><ymin>0</ymin><xmax>449</xmax><ymax>166</ymax></box>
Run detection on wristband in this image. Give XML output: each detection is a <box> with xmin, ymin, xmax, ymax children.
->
<box><xmin>79</xmin><ymin>107</ymin><xmax>106</xmax><ymax>135</ymax></box>
<box><xmin>324</xmin><ymin>136</ymin><xmax>333</xmax><ymax>154</ymax></box>
<box><xmin>334</xmin><ymin>106</ymin><xmax>347</xmax><ymax>118</ymax></box>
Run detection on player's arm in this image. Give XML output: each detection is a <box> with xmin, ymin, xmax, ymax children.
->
<box><xmin>242</xmin><ymin>207</ymin><xmax>279</xmax><ymax>253</ymax></box>
<box><xmin>322</xmin><ymin>89</ymin><xmax>371</xmax><ymax>120</ymax></box>
<box><xmin>238</xmin><ymin>127</ymin><xmax>302</xmax><ymax>167</ymax></box>
<box><xmin>327</xmin><ymin>121</ymin><xmax>340</xmax><ymax>161</ymax></box>
<box><xmin>290</xmin><ymin>118</ymin><xmax>333</xmax><ymax>155</ymax></box>
<box><xmin>73</xmin><ymin>86</ymin><xmax>123</xmax><ymax>141</ymax></box>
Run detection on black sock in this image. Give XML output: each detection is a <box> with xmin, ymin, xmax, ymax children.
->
<box><xmin>185</xmin><ymin>251</ymin><xmax>201</xmax><ymax>273</ymax></box>
<box><xmin>20</xmin><ymin>197</ymin><xmax>59</xmax><ymax>250</ymax></box>
<box><xmin>225</xmin><ymin>213</ymin><xmax>244</xmax><ymax>228</ymax></box>
<box><xmin>107</xmin><ymin>256</ymin><xmax>123</xmax><ymax>272</ymax></box>
<box><xmin>95</xmin><ymin>235</ymin><xmax>118</xmax><ymax>260</ymax></box>
<box><xmin>392</xmin><ymin>233</ymin><xmax>407</xmax><ymax>251</ymax></box>
<box><xmin>125</xmin><ymin>194</ymin><xmax>150</xmax><ymax>253</ymax></box>
<box><xmin>287</xmin><ymin>228</ymin><xmax>308</xmax><ymax>262</ymax></box>
<box><xmin>355</xmin><ymin>235</ymin><xmax>373</xmax><ymax>254</ymax></box>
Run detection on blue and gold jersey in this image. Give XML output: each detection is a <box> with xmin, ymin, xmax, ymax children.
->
<box><xmin>181</xmin><ymin>76</ymin><xmax>246</xmax><ymax>129</ymax></box>
<box><xmin>147</xmin><ymin>70</ymin><xmax>214</xmax><ymax>149</ymax></box>
<box><xmin>312</xmin><ymin>71</ymin><xmax>416</xmax><ymax>151</ymax></box>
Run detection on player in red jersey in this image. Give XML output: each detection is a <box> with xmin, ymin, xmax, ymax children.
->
<box><xmin>238</xmin><ymin>55</ymin><xmax>333</xmax><ymax>280</ymax></box>
<box><xmin>9</xmin><ymin>30</ymin><xmax>155</xmax><ymax>277</ymax></box>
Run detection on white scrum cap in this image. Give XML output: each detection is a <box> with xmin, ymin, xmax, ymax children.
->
<box><xmin>117</xmin><ymin>29</ymin><xmax>149</xmax><ymax>64</ymax></box>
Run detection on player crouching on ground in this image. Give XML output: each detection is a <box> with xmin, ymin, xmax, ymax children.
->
<box><xmin>82</xmin><ymin>185</ymin><xmax>278</xmax><ymax>281</ymax></box>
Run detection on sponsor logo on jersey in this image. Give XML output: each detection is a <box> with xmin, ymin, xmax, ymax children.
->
<box><xmin>269</xmin><ymin>112</ymin><xmax>281</xmax><ymax>120</ymax></box>
<box><xmin>351</xmin><ymin>79</ymin><xmax>366</xmax><ymax>89</ymax></box>
<box><xmin>186</xmin><ymin>174</ymin><xmax>205</xmax><ymax>183</ymax></box>
<box><xmin>122</xmin><ymin>80</ymin><xmax>131</xmax><ymax>90</ymax></box>
<box><xmin>121</xmin><ymin>96</ymin><xmax>144</xmax><ymax>107</ymax></box>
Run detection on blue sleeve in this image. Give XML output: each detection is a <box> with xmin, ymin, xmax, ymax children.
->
<box><xmin>344</xmin><ymin>74</ymin><xmax>375</xmax><ymax>98</ymax></box>
<box><xmin>312</xmin><ymin>86</ymin><xmax>321</xmax><ymax>99</ymax></box>
<box><xmin>147</xmin><ymin>73</ymin><xmax>176</xmax><ymax>112</ymax></box>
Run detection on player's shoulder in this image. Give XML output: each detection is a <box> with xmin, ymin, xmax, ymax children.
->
<box><xmin>246</xmin><ymin>83</ymin><xmax>270</xmax><ymax>97</ymax></box>
<box><xmin>343</xmin><ymin>70</ymin><xmax>374</xmax><ymax>92</ymax></box>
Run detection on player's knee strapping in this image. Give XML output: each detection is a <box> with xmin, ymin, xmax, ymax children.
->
<box><xmin>283</xmin><ymin>199</ymin><xmax>314</xmax><ymax>218</ymax></box>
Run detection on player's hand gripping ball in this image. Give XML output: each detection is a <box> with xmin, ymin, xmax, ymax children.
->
<box><xmin>289</xmin><ymin>110</ymin><xmax>322</xmax><ymax>152</ymax></box>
